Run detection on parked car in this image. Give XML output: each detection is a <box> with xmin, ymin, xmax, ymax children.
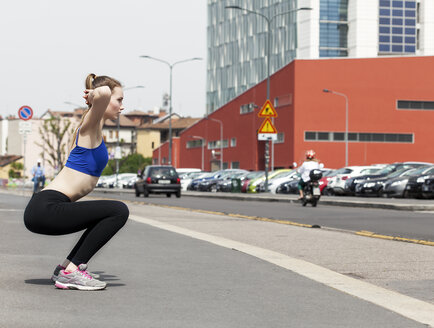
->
<box><xmin>318</xmin><ymin>169</ymin><xmax>337</xmax><ymax>195</ymax></box>
<box><xmin>176</xmin><ymin>168</ymin><xmax>202</xmax><ymax>175</ymax></box>
<box><xmin>248</xmin><ymin>169</ymin><xmax>292</xmax><ymax>193</ymax></box>
<box><xmin>403</xmin><ymin>165</ymin><xmax>434</xmax><ymax>198</ymax></box>
<box><xmin>268</xmin><ymin>170</ymin><xmax>298</xmax><ymax>194</ymax></box>
<box><xmin>345</xmin><ymin>162</ymin><xmax>432</xmax><ymax>196</ymax></box>
<box><xmin>354</xmin><ymin>168</ymin><xmax>414</xmax><ymax>197</ymax></box>
<box><xmin>276</xmin><ymin>178</ymin><xmax>300</xmax><ymax>194</ymax></box>
<box><xmin>187</xmin><ymin>171</ymin><xmax>220</xmax><ymax>191</ymax></box>
<box><xmin>343</xmin><ymin>166</ymin><xmax>387</xmax><ymax>195</ymax></box>
<box><xmin>123</xmin><ymin>176</ymin><xmax>139</xmax><ymax>189</ymax></box>
<box><xmin>96</xmin><ymin>174</ymin><xmax>114</xmax><ymax>188</ymax></box>
<box><xmin>215</xmin><ymin>170</ymin><xmax>250</xmax><ymax>192</ymax></box>
<box><xmin>241</xmin><ymin>171</ymin><xmax>264</xmax><ymax>193</ymax></box>
<box><xmin>181</xmin><ymin>171</ymin><xmax>208</xmax><ymax>191</ymax></box>
<box><xmin>327</xmin><ymin>166</ymin><xmax>377</xmax><ymax>195</ymax></box>
<box><xmin>97</xmin><ymin>173</ymin><xmax>136</xmax><ymax>188</ymax></box>
<box><xmin>383</xmin><ymin>166</ymin><xmax>433</xmax><ymax>198</ymax></box>
<box><xmin>421</xmin><ymin>177</ymin><xmax>434</xmax><ymax>199</ymax></box>
<box><xmin>134</xmin><ymin>165</ymin><xmax>181</xmax><ymax>198</ymax></box>
<box><xmin>114</xmin><ymin>173</ymin><xmax>137</xmax><ymax>188</ymax></box>
<box><xmin>198</xmin><ymin>169</ymin><xmax>248</xmax><ymax>192</ymax></box>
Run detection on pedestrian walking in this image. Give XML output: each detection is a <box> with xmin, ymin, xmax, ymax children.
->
<box><xmin>31</xmin><ymin>159</ymin><xmax>45</xmax><ymax>193</ymax></box>
<box><xmin>24</xmin><ymin>74</ymin><xmax>129</xmax><ymax>291</ymax></box>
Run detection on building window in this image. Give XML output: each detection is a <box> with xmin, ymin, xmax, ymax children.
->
<box><xmin>231</xmin><ymin>138</ymin><xmax>236</xmax><ymax>147</ymax></box>
<box><xmin>116</xmin><ymin>131</ymin><xmax>119</xmax><ymax>139</ymax></box>
<box><xmin>187</xmin><ymin>140</ymin><xmax>203</xmax><ymax>149</ymax></box>
<box><xmin>275</xmin><ymin>132</ymin><xmax>285</xmax><ymax>144</ymax></box>
<box><xmin>379</xmin><ymin>0</ymin><xmax>417</xmax><ymax>55</ymax></box>
<box><xmin>240</xmin><ymin>104</ymin><xmax>254</xmax><ymax>114</ymax></box>
<box><xmin>231</xmin><ymin>161</ymin><xmax>240</xmax><ymax>169</ymax></box>
<box><xmin>397</xmin><ymin>100</ymin><xmax>434</xmax><ymax>110</ymax></box>
<box><xmin>162</xmin><ymin>157</ymin><xmax>167</xmax><ymax>164</ymax></box>
<box><xmin>151</xmin><ymin>142</ymin><xmax>155</xmax><ymax>149</ymax></box>
<box><xmin>208</xmin><ymin>139</ymin><xmax>228</xmax><ymax>149</ymax></box>
<box><xmin>319</xmin><ymin>0</ymin><xmax>349</xmax><ymax>57</ymax></box>
<box><xmin>109</xmin><ymin>130</ymin><xmax>113</xmax><ymax>138</ymax></box>
<box><xmin>223</xmin><ymin>162</ymin><xmax>228</xmax><ymax>170</ymax></box>
<box><xmin>153</xmin><ymin>158</ymin><xmax>158</xmax><ymax>165</ymax></box>
<box><xmin>274</xmin><ymin>94</ymin><xmax>293</xmax><ymax>108</ymax></box>
<box><xmin>305</xmin><ymin>131</ymin><xmax>413</xmax><ymax>143</ymax></box>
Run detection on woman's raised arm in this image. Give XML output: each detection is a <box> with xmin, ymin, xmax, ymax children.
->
<box><xmin>82</xmin><ymin>86</ymin><xmax>111</xmax><ymax>128</ymax></box>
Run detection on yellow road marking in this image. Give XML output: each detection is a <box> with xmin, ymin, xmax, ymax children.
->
<box><xmin>356</xmin><ymin>231</ymin><xmax>434</xmax><ymax>246</ymax></box>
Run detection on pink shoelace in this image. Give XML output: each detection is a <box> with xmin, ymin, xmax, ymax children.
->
<box><xmin>78</xmin><ymin>269</ymin><xmax>93</xmax><ymax>280</ymax></box>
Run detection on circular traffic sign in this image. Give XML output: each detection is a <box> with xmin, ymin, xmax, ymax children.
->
<box><xmin>18</xmin><ymin>106</ymin><xmax>33</xmax><ymax>121</ymax></box>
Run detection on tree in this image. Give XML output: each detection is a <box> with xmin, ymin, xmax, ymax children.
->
<box><xmin>36</xmin><ymin>117</ymin><xmax>74</xmax><ymax>173</ymax></box>
<box><xmin>102</xmin><ymin>154</ymin><xmax>151</xmax><ymax>176</ymax></box>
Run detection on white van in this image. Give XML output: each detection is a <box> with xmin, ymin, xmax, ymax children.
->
<box><xmin>176</xmin><ymin>168</ymin><xmax>201</xmax><ymax>174</ymax></box>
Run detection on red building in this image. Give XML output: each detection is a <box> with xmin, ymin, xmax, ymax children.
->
<box><xmin>153</xmin><ymin>56</ymin><xmax>434</xmax><ymax>170</ymax></box>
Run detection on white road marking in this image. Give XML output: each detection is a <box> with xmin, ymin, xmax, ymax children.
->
<box><xmin>130</xmin><ymin>214</ymin><xmax>434</xmax><ymax>326</ymax></box>
<box><xmin>0</xmin><ymin>209</ymin><xmax>22</xmax><ymax>211</ymax></box>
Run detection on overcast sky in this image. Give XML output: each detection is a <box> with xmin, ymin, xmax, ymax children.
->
<box><xmin>1</xmin><ymin>0</ymin><xmax>207</xmax><ymax>119</ymax></box>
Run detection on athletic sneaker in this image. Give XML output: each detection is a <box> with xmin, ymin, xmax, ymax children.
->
<box><xmin>51</xmin><ymin>264</ymin><xmax>100</xmax><ymax>282</ymax></box>
<box><xmin>54</xmin><ymin>264</ymin><xmax>107</xmax><ymax>291</ymax></box>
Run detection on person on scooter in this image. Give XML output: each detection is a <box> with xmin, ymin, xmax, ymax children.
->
<box><xmin>297</xmin><ymin>150</ymin><xmax>320</xmax><ymax>200</ymax></box>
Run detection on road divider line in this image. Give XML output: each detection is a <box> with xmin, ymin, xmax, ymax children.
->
<box><xmin>130</xmin><ymin>214</ymin><xmax>434</xmax><ymax>327</ymax></box>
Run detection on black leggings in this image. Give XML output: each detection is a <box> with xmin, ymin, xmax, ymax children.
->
<box><xmin>24</xmin><ymin>190</ymin><xmax>129</xmax><ymax>266</ymax></box>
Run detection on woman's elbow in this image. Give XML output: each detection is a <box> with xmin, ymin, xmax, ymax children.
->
<box><xmin>94</xmin><ymin>86</ymin><xmax>112</xmax><ymax>100</ymax></box>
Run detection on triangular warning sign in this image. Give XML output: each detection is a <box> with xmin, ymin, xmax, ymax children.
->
<box><xmin>258</xmin><ymin>118</ymin><xmax>277</xmax><ymax>134</ymax></box>
<box><xmin>258</xmin><ymin>100</ymin><xmax>277</xmax><ymax>117</ymax></box>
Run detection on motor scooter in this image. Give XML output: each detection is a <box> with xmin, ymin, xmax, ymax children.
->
<box><xmin>301</xmin><ymin>169</ymin><xmax>323</xmax><ymax>207</ymax></box>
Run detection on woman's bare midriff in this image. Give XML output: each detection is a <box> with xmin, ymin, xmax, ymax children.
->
<box><xmin>43</xmin><ymin>167</ymin><xmax>99</xmax><ymax>202</ymax></box>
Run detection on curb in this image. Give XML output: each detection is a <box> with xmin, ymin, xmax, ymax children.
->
<box><xmin>93</xmin><ymin>188</ymin><xmax>434</xmax><ymax>212</ymax></box>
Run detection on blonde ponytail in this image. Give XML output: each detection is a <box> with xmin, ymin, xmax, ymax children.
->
<box><xmin>85</xmin><ymin>73</ymin><xmax>97</xmax><ymax>90</ymax></box>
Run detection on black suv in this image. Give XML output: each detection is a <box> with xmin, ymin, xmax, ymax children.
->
<box><xmin>135</xmin><ymin>165</ymin><xmax>181</xmax><ymax>198</ymax></box>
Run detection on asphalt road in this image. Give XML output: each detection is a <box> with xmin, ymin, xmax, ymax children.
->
<box><xmin>1</xmin><ymin>192</ymin><xmax>431</xmax><ymax>327</ymax></box>
<box><xmin>92</xmin><ymin>190</ymin><xmax>434</xmax><ymax>242</ymax></box>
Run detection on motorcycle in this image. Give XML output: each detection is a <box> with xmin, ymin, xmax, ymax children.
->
<box><xmin>301</xmin><ymin>169</ymin><xmax>323</xmax><ymax>207</ymax></box>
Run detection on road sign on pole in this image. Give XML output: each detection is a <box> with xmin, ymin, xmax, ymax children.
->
<box><xmin>258</xmin><ymin>134</ymin><xmax>277</xmax><ymax>141</ymax></box>
<box><xmin>258</xmin><ymin>100</ymin><xmax>277</xmax><ymax>118</ymax></box>
<box><xmin>18</xmin><ymin>106</ymin><xmax>33</xmax><ymax>121</ymax></box>
<box><xmin>258</xmin><ymin>117</ymin><xmax>277</xmax><ymax>134</ymax></box>
<box><xmin>257</xmin><ymin>101</ymin><xmax>278</xmax><ymax>141</ymax></box>
<box><xmin>19</xmin><ymin>121</ymin><xmax>32</xmax><ymax>134</ymax></box>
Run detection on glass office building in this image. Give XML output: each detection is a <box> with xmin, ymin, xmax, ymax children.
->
<box><xmin>207</xmin><ymin>0</ymin><xmax>432</xmax><ymax>113</ymax></box>
<box><xmin>207</xmin><ymin>0</ymin><xmax>298</xmax><ymax>113</ymax></box>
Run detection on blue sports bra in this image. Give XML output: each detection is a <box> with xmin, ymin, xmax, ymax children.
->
<box><xmin>65</xmin><ymin>128</ymin><xmax>108</xmax><ymax>177</ymax></box>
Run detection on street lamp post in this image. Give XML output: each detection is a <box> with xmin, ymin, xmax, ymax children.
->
<box><xmin>190</xmin><ymin>136</ymin><xmax>205</xmax><ymax>171</ymax></box>
<box><xmin>226</xmin><ymin>5</ymin><xmax>312</xmax><ymax>191</ymax></box>
<box><xmin>139</xmin><ymin>55</ymin><xmax>202</xmax><ymax>166</ymax></box>
<box><xmin>323</xmin><ymin>89</ymin><xmax>349</xmax><ymax>167</ymax></box>
<box><xmin>205</xmin><ymin>117</ymin><xmax>223</xmax><ymax>170</ymax></box>
<box><xmin>115</xmin><ymin>85</ymin><xmax>145</xmax><ymax>188</ymax></box>
<box><xmin>64</xmin><ymin>101</ymin><xmax>85</xmax><ymax>108</ymax></box>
